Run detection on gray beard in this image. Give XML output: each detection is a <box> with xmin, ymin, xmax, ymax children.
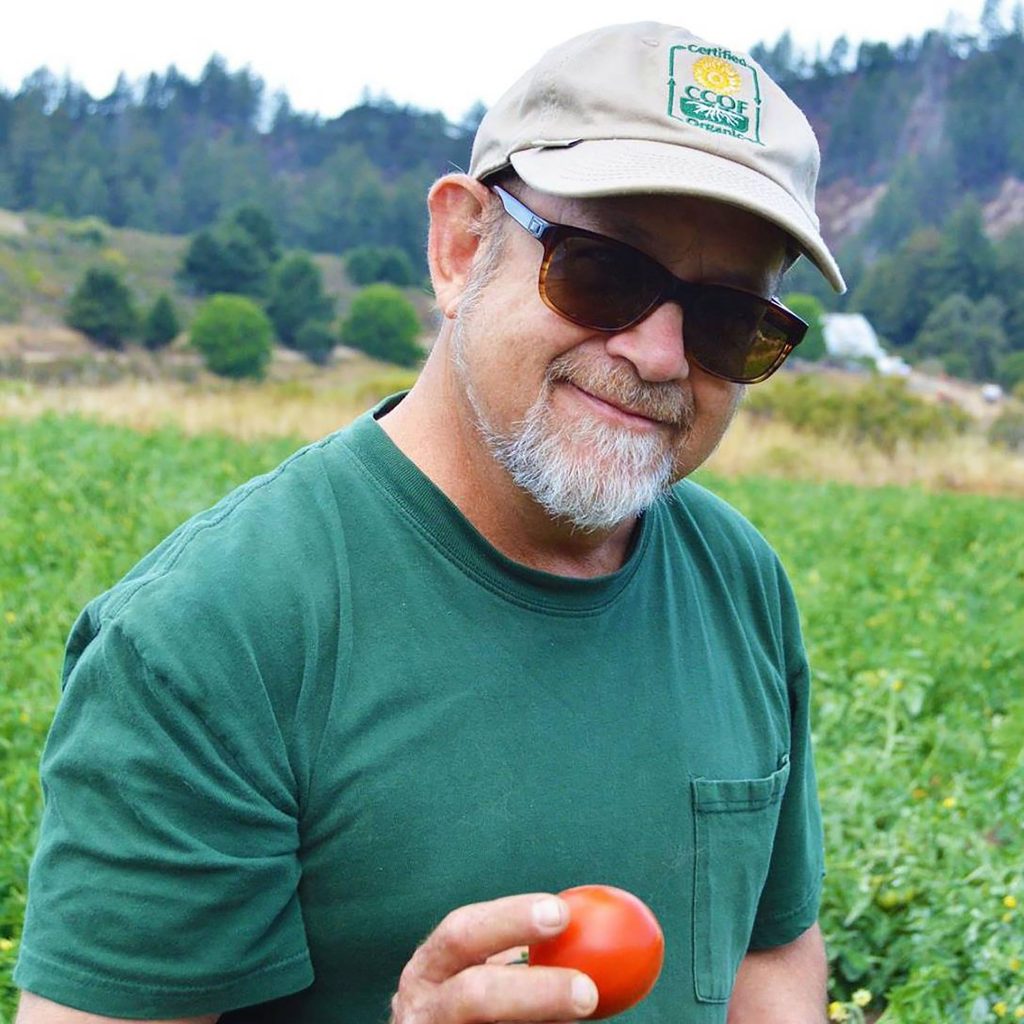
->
<box><xmin>452</xmin><ymin>327</ymin><xmax>693</xmax><ymax>532</ymax></box>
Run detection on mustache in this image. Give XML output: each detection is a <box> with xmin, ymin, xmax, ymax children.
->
<box><xmin>547</xmin><ymin>353</ymin><xmax>695</xmax><ymax>430</ymax></box>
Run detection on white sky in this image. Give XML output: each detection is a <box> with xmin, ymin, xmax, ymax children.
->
<box><xmin>0</xmin><ymin>0</ymin><xmax>993</xmax><ymax>122</ymax></box>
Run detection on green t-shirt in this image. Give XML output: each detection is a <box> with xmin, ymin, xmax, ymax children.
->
<box><xmin>16</xmin><ymin>396</ymin><xmax>824</xmax><ymax>1023</ymax></box>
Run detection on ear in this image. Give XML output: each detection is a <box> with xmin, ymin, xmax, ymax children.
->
<box><xmin>427</xmin><ymin>174</ymin><xmax>496</xmax><ymax>319</ymax></box>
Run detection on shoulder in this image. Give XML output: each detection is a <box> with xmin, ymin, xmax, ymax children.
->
<box><xmin>662</xmin><ymin>477</ymin><xmax>781</xmax><ymax>572</ymax></box>
<box><xmin>657</xmin><ymin>478</ymin><xmax>805</xmax><ymax>666</ymax></box>
<box><xmin>63</xmin><ymin>429</ymin><xmax>366</xmax><ymax>739</ymax></box>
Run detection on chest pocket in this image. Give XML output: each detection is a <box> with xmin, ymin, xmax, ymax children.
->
<box><xmin>690</xmin><ymin>756</ymin><xmax>791</xmax><ymax>1003</ymax></box>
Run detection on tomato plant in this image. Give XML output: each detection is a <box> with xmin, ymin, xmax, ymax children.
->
<box><xmin>529</xmin><ymin>885</ymin><xmax>664</xmax><ymax>1019</ymax></box>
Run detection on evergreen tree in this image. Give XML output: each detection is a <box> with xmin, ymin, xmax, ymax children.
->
<box><xmin>266</xmin><ymin>253</ymin><xmax>334</xmax><ymax>347</ymax></box>
<box><xmin>180</xmin><ymin>222</ymin><xmax>271</xmax><ymax>296</ymax></box>
<box><xmin>230</xmin><ymin>204</ymin><xmax>280</xmax><ymax>264</ymax></box>
<box><xmin>913</xmin><ymin>292</ymin><xmax>1008</xmax><ymax>379</ymax></box>
<box><xmin>933</xmin><ymin>198</ymin><xmax>996</xmax><ymax>299</ymax></box>
<box><xmin>142</xmin><ymin>293</ymin><xmax>181</xmax><ymax>349</ymax></box>
<box><xmin>294</xmin><ymin>320</ymin><xmax>336</xmax><ymax>365</ymax></box>
<box><xmin>66</xmin><ymin>267</ymin><xmax>138</xmax><ymax>349</ymax></box>
<box><xmin>345</xmin><ymin>245</ymin><xmax>416</xmax><ymax>286</ymax></box>
<box><xmin>852</xmin><ymin>229</ymin><xmax>945</xmax><ymax>346</ymax></box>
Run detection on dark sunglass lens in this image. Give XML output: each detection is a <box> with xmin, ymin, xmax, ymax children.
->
<box><xmin>543</xmin><ymin>235</ymin><xmax>660</xmax><ymax>330</ymax></box>
<box><xmin>685</xmin><ymin>289</ymin><xmax>791</xmax><ymax>382</ymax></box>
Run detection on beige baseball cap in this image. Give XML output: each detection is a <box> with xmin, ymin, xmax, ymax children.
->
<box><xmin>470</xmin><ymin>22</ymin><xmax>845</xmax><ymax>293</ymax></box>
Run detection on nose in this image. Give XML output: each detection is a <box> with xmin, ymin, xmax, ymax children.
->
<box><xmin>603</xmin><ymin>301</ymin><xmax>689</xmax><ymax>383</ymax></box>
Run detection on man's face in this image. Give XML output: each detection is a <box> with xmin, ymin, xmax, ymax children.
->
<box><xmin>449</xmin><ymin>185</ymin><xmax>790</xmax><ymax>531</ymax></box>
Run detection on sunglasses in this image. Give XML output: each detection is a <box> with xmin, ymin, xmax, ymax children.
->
<box><xmin>491</xmin><ymin>186</ymin><xmax>807</xmax><ymax>385</ymax></box>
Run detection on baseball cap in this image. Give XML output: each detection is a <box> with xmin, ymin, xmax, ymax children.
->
<box><xmin>469</xmin><ymin>22</ymin><xmax>845</xmax><ymax>293</ymax></box>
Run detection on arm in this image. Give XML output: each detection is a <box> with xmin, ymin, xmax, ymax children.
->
<box><xmin>727</xmin><ymin>922</ymin><xmax>827</xmax><ymax>1024</ymax></box>
<box><xmin>15</xmin><ymin>991</ymin><xmax>218</xmax><ymax>1024</ymax></box>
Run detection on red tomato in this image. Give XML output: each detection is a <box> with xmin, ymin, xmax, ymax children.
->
<box><xmin>529</xmin><ymin>884</ymin><xmax>665</xmax><ymax>1019</ymax></box>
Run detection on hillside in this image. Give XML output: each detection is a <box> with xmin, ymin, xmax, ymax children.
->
<box><xmin>3</xmin><ymin>23</ymin><xmax>1024</xmax><ymax>390</ymax></box>
<box><xmin>0</xmin><ymin>205</ymin><xmax>437</xmax><ymax>374</ymax></box>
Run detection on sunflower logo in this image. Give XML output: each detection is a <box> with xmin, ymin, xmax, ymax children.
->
<box><xmin>692</xmin><ymin>56</ymin><xmax>742</xmax><ymax>95</ymax></box>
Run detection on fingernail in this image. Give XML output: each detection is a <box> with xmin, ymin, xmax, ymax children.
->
<box><xmin>532</xmin><ymin>896</ymin><xmax>565</xmax><ymax>929</ymax></box>
<box><xmin>573</xmin><ymin>975</ymin><xmax>599</xmax><ymax>1015</ymax></box>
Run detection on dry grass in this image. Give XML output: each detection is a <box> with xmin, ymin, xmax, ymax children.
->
<box><xmin>706</xmin><ymin>412</ymin><xmax>1024</xmax><ymax>497</ymax></box>
<box><xmin>2</xmin><ymin>373</ymin><xmax>1023</xmax><ymax>497</ymax></box>
<box><xmin>0</xmin><ymin>361</ymin><xmax>418</xmax><ymax>443</ymax></box>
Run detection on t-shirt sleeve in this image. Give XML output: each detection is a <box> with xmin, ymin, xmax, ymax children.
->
<box><xmin>14</xmin><ymin>618</ymin><xmax>313</xmax><ymax>1018</ymax></box>
<box><xmin>747</xmin><ymin>578</ymin><xmax>826</xmax><ymax>950</ymax></box>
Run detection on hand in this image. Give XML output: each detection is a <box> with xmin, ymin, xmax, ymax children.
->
<box><xmin>389</xmin><ymin>892</ymin><xmax>600</xmax><ymax>1023</ymax></box>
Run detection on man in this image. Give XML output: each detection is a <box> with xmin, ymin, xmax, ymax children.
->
<box><xmin>15</xmin><ymin>21</ymin><xmax>844</xmax><ymax>1024</ymax></box>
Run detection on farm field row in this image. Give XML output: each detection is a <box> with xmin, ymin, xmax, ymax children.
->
<box><xmin>1</xmin><ymin>415</ymin><xmax>1022</xmax><ymax>1023</ymax></box>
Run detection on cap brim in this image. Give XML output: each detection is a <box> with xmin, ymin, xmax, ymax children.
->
<box><xmin>510</xmin><ymin>139</ymin><xmax>846</xmax><ymax>294</ymax></box>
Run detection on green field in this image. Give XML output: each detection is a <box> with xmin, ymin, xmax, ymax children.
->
<box><xmin>1</xmin><ymin>416</ymin><xmax>1022</xmax><ymax>1023</ymax></box>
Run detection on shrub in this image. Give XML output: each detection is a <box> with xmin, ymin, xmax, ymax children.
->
<box><xmin>340</xmin><ymin>284</ymin><xmax>423</xmax><ymax>367</ymax></box>
<box><xmin>345</xmin><ymin>245</ymin><xmax>417</xmax><ymax>286</ymax></box>
<box><xmin>142</xmin><ymin>294</ymin><xmax>181</xmax><ymax>350</ymax></box>
<box><xmin>294</xmin><ymin>320</ymin><xmax>335</xmax><ymax>366</ymax></box>
<box><xmin>988</xmin><ymin>407</ymin><xmax>1024</xmax><ymax>451</ymax></box>
<box><xmin>266</xmin><ymin>254</ymin><xmax>335</xmax><ymax>347</ymax></box>
<box><xmin>190</xmin><ymin>294</ymin><xmax>273</xmax><ymax>380</ymax></box>
<box><xmin>995</xmin><ymin>350</ymin><xmax>1024</xmax><ymax>392</ymax></box>
<box><xmin>783</xmin><ymin>293</ymin><xmax>827</xmax><ymax>362</ymax></box>
<box><xmin>744</xmin><ymin>373</ymin><xmax>971</xmax><ymax>453</ymax></box>
<box><xmin>66</xmin><ymin>267</ymin><xmax>138</xmax><ymax>349</ymax></box>
<box><xmin>180</xmin><ymin>224</ymin><xmax>271</xmax><ymax>297</ymax></box>
<box><xmin>65</xmin><ymin>217</ymin><xmax>108</xmax><ymax>246</ymax></box>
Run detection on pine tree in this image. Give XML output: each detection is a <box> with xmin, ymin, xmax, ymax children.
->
<box><xmin>142</xmin><ymin>294</ymin><xmax>181</xmax><ymax>350</ymax></box>
<box><xmin>66</xmin><ymin>268</ymin><xmax>138</xmax><ymax>349</ymax></box>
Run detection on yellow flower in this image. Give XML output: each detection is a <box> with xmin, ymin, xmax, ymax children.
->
<box><xmin>1004</xmin><ymin>896</ymin><xmax>1019</xmax><ymax>910</ymax></box>
<box><xmin>18</xmin><ymin>712</ymin><xmax>29</xmax><ymax>725</ymax></box>
<box><xmin>0</xmin><ymin>938</ymin><xmax>13</xmax><ymax>952</ymax></box>
<box><xmin>892</xmin><ymin>678</ymin><xmax>904</xmax><ymax>691</ymax></box>
<box><xmin>942</xmin><ymin>796</ymin><xmax>957</xmax><ymax>809</ymax></box>
<box><xmin>1013</xmin><ymin>1007</ymin><xmax>1024</xmax><ymax>1019</ymax></box>
<box><xmin>1010</xmin><ymin>957</ymin><xmax>1021</xmax><ymax>972</ymax></box>
<box><xmin>3</xmin><ymin>610</ymin><xmax>15</xmax><ymax>625</ymax></box>
<box><xmin>994</xmin><ymin>1002</ymin><xmax>1008</xmax><ymax>1018</ymax></box>
<box><xmin>852</xmin><ymin>989</ymin><xmax>872</xmax><ymax>1007</ymax></box>
<box><xmin>828</xmin><ymin>1002</ymin><xmax>849</xmax><ymax>1022</ymax></box>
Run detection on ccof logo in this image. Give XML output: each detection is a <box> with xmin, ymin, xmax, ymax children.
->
<box><xmin>693</xmin><ymin>56</ymin><xmax>741</xmax><ymax>95</ymax></box>
<box><xmin>667</xmin><ymin>45</ymin><xmax>764</xmax><ymax>145</ymax></box>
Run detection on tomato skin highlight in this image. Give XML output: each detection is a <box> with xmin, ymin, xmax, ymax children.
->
<box><xmin>528</xmin><ymin>885</ymin><xmax>665</xmax><ymax>1019</ymax></box>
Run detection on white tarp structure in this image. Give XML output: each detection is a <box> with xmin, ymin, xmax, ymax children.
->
<box><xmin>821</xmin><ymin>313</ymin><xmax>911</xmax><ymax>377</ymax></box>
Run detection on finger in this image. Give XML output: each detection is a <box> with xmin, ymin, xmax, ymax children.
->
<box><xmin>409</xmin><ymin>894</ymin><xmax>567</xmax><ymax>984</ymax></box>
<box><xmin>442</xmin><ymin>963</ymin><xmax>598</xmax><ymax>1023</ymax></box>
<box><xmin>485</xmin><ymin>946</ymin><xmax>529</xmax><ymax>966</ymax></box>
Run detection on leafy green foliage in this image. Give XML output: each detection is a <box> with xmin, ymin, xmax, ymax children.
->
<box><xmin>340</xmin><ymin>284</ymin><xmax>423</xmax><ymax>367</ymax></box>
<box><xmin>230</xmin><ymin>205</ymin><xmax>280</xmax><ymax>265</ymax></box>
<box><xmin>914</xmin><ymin>294</ymin><xmax>1008</xmax><ymax>380</ymax></box>
<box><xmin>294</xmin><ymin>320</ymin><xmax>336</xmax><ymax>366</ymax></box>
<box><xmin>782</xmin><ymin>293</ymin><xmax>827</xmax><ymax>361</ymax></box>
<box><xmin>988</xmin><ymin>406</ymin><xmax>1024</xmax><ymax>450</ymax></box>
<box><xmin>345</xmin><ymin>245</ymin><xmax>418</xmax><ymax>286</ymax></box>
<box><xmin>996</xmin><ymin>350</ymin><xmax>1024</xmax><ymax>391</ymax></box>
<box><xmin>141</xmin><ymin>293</ymin><xmax>180</xmax><ymax>350</ymax></box>
<box><xmin>189</xmin><ymin>294</ymin><xmax>273</xmax><ymax>379</ymax></box>
<box><xmin>180</xmin><ymin>216</ymin><xmax>273</xmax><ymax>297</ymax></box>
<box><xmin>744</xmin><ymin>373</ymin><xmax>971</xmax><ymax>452</ymax></box>
<box><xmin>66</xmin><ymin>267</ymin><xmax>138</xmax><ymax>349</ymax></box>
<box><xmin>700</xmin><ymin>472</ymin><xmax>1024</xmax><ymax>1023</ymax></box>
<box><xmin>265</xmin><ymin>253</ymin><xmax>334</xmax><ymax>348</ymax></box>
<box><xmin>2</xmin><ymin>417</ymin><xmax>1022</xmax><ymax>1022</ymax></box>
